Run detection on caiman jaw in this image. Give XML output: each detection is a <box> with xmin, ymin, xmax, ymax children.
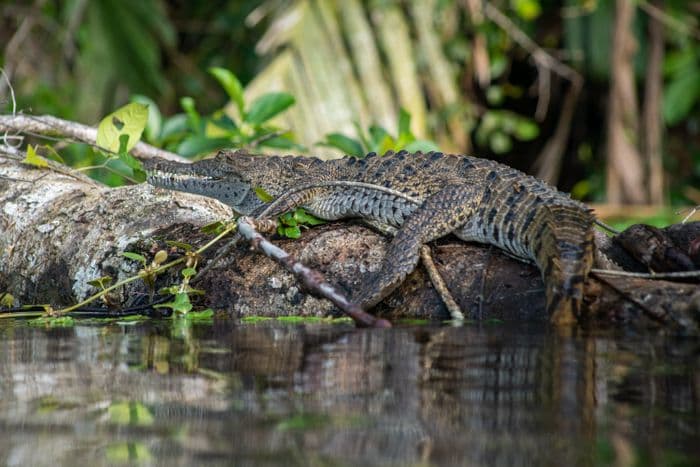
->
<box><xmin>146</xmin><ymin>169</ymin><xmax>220</xmax><ymax>189</ymax></box>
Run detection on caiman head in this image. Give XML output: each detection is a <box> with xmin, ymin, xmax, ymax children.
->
<box><xmin>144</xmin><ymin>151</ymin><xmax>267</xmax><ymax>215</ymax></box>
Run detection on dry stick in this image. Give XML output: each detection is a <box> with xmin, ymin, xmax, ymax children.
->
<box><xmin>591</xmin><ymin>269</ymin><xmax>700</xmax><ymax>280</ymax></box>
<box><xmin>420</xmin><ymin>245</ymin><xmax>464</xmax><ymax>321</ymax></box>
<box><xmin>0</xmin><ymin>114</ymin><xmax>188</xmax><ymax>162</ymax></box>
<box><xmin>236</xmin><ymin>217</ymin><xmax>391</xmax><ymax>328</ymax></box>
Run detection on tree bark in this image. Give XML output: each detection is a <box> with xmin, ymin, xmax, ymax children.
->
<box><xmin>1</xmin><ymin>152</ymin><xmax>698</xmax><ymax>331</ymax></box>
<box><xmin>642</xmin><ymin>0</ymin><xmax>665</xmax><ymax>205</ymax></box>
<box><xmin>606</xmin><ymin>0</ymin><xmax>646</xmax><ymax>204</ymax></box>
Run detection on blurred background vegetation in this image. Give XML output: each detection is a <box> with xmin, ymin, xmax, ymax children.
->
<box><xmin>1</xmin><ymin>0</ymin><xmax>699</xmax><ymax>217</ymax></box>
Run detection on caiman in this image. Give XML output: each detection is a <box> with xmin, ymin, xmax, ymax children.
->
<box><xmin>145</xmin><ymin>150</ymin><xmax>595</xmax><ymax>324</ymax></box>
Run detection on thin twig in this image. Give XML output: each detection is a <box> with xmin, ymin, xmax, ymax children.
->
<box><xmin>0</xmin><ymin>114</ymin><xmax>189</xmax><ymax>162</ymax></box>
<box><xmin>591</xmin><ymin>268</ymin><xmax>700</xmax><ymax>279</ymax></box>
<box><xmin>237</xmin><ymin>216</ymin><xmax>390</xmax><ymax>328</ymax></box>
<box><xmin>594</xmin><ymin>219</ymin><xmax>621</xmax><ymax>235</ymax></box>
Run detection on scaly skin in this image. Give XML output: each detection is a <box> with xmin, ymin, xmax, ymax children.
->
<box><xmin>145</xmin><ymin>150</ymin><xmax>595</xmax><ymax>324</ymax></box>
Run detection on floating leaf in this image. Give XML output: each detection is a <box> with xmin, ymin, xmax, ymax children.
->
<box><xmin>96</xmin><ymin>103</ymin><xmax>148</xmax><ymax>153</ymax></box>
<box><xmin>185</xmin><ymin>308</ymin><xmax>214</xmax><ymax>322</ymax></box>
<box><xmin>244</xmin><ymin>92</ymin><xmax>295</xmax><ymax>126</ymax></box>
<box><xmin>22</xmin><ymin>145</ymin><xmax>48</xmax><ymax>168</ymax></box>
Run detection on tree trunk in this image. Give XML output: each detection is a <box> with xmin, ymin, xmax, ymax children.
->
<box><xmin>606</xmin><ymin>0</ymin><xmax>646</xmax><ymax>204</ymax></box>
<box><xmin>1</xmin><ymin>152</ymin><xmax>698</xmax><ymax>331</ymax></box>
<box><xmin>642</xmin><ymin>0</ymin><xmax>665</xmax><ymax>205</ymax></box>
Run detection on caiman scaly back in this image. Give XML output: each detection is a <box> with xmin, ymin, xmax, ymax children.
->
<box><xmin>145</xmin><ymin>150</ymin><xmax>595</xmax><ymax>324</ymax></box>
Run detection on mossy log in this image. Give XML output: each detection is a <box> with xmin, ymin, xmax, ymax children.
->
<box><xmin>1</xmin><ymin>153</ymin><xmax>698</xmax><ymax>331</ymax></box>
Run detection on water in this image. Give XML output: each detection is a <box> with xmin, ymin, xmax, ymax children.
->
<box><xmin>0</xmin><ymin>318</ymin><xmax>698</xmax><ymax>466</ymax></box>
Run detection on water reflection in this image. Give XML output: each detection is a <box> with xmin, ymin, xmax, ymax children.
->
<box><xmin>0</xmin><ymin>319</ymin><xmax>698</xmax><ymax>466</ymax></box>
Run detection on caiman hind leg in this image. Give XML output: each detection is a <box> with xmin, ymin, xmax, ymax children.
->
<box><xmin>363</xmin><ymin>219</ymin><xmax>466</xmax><ymax>321</ymax></box>
<box><xmin>354</xmin><ymin>183</ymin><xmax>482</xmax><ymax>315</ymax></box>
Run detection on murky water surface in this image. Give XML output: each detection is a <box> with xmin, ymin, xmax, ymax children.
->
<box><xmin>0</xmin><ymin>319</ymin><xmax>698</xmax><ymax>466</ymax></box>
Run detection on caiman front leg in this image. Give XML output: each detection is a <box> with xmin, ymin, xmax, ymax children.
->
<box><xmin>354</xmin><ymin>183</ymin><xmax>482</xmax><ymax>317</ymax></box>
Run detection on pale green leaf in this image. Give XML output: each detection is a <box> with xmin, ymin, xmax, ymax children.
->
<box><xmin>22</xmin><ymin>145</ymin><xmax>48</xmax><ymax>168</ymax></box>
<box><xmin>96</xmin><ymin>103</ymin><xmax>148</xmax><ymax>153</ymax></box>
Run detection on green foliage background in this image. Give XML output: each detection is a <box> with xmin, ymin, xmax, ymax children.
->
<box><xmin>1</xmin><ymin>0</ymin><xmax>699</xmax><ymax>205</ymax></box>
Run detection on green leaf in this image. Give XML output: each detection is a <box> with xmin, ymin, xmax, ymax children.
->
<box><xmin>404</xmin><ymin>140</ymin><xmax>441</xmax><ymax>153</ymax></box>
<box><xmin>28</xmin><ymin>316</ymin><xmax>75</xmax><ymax>328</ymax></box>
<box><xmin>280</xmin><ymin>212</ymin><xmax>297</xmax><ymax>227</ymax></box>
<box><xmin>209</xmin><ymin>67</ymin><xmax>245</xmax><ymax>116</ymax></box>
<box><xmin>319</xmin><ymin>133</ymin><xmax>364</xmax><ymax>157</ymax></box>
<box><xmin>282</xmin><ymin>226</ymin><xmax>301</xmax><ymax>239</ymax></box>
<box><xmin>663</xmin><ymin>71</ymin><xmax>700</xmax><ymax>125</ymax></box>
<box><xmin>0</xmin><ymin>293</ymin><xmax>14</xmax><ymax>307</ymax></box>
<box><xmin>293</xmin><ymin>208</ymin><xmax>325</xmax><ymax>226</ymax></box>
<box><xmin>155</xmin><ymin>292</ymin><xmax>193</xmax><ymax>314</ymax></box>
<box><xmin>88</xmin><ymin>276</ymin><xmax>113</xmax><ymax>288</ymax></box>
<box><xmin>254</xmin><ymin>186</ymin><xmax>275</xmax><ymax>202</ymax></box>
<box><xmin>160</xmin><ymin>114</ymin><xmax>189</xmax><ymax>139</ymax></box>
<box><xmin>176</xmin><ymin>136</ymin><xmax>231</xmax><ymax>158</ymax></box>
<box><xmin>368</xmin><ymin>125</ymin><xmax>390</xmax><ymax>148</ymax></box>
<box><xmin>199</xmin><ymin>221</ymin><xmax>227</xmax><ymax>235</ymax></box>
<box><xmin>181</xmin><ymin>267</ymin><xmax>197</xmax><ymax>278</ymax></box>
<box><xmin>131</xmin><ymin>95</ymin><xmax>162</xmax><ymax>143</ymax></box>
<box><xmin>244</xmin><ymin>93</ymin><xmax>295</xmax><ymax>125</ymax></box>
<box><xmin>486</xmin><ymin>85</ymin><xmax>504</xmax><ymax>105</ymax></box>
<box><xmin>180</xmin><ymin>96</ymin><xmax>201</xmax><ymax>131</ymax></box>
<box><xmin>165</xmin><ymin>240</ymin><xmax>194</xmax><ymax>251</ymax></box>
<box><xmin>512</xmin><ymin>0</ymin><xmax>541</xmax><ymax>20</ymax></box>
<box><xmin>398</xmin><ymin>108</ymin><xmax>411</xmax><ymax>137</ymax></box>
<box><xmin>22</xmin><ymin>145</ymin><xmax>48</xmax><ymax>168</ymax></box>
<box><xmin>96</xmin><ymin>103</ymin><xmax>148</xmax><ymax>153</ymax></box>
<box><xmin>260</xmin><ymin>135</ymin><xmax>305</xmax><ymax>151</ymax></box>
<box><xmin>514</xmin><ymin>120</ymin><xmax>539</xmax><ymax>140</ymax></box>
<box><xmin>185</xmin><ymin>308</ymin><xmax>214</xmax><ymax>322</ymax></box>
<box><xmin>39</xmin><ymin>145</ymin><xmax>65</xmax><ymax>164</ymax></box>
<box><xmin>489</xmin><ymin>132</ymin><xmax>512</xmax><ymax>154</ymax></box>
<box><xmin>122</xmin><ymin>252</ymin><xmax>147</xmax><ymax>264</ymax></box>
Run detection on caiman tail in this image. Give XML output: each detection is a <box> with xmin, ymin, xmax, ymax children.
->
<box><xmin>530</xmin><ymin>203</ymin><xmax>595</xmax><ymax>324</ymax></box>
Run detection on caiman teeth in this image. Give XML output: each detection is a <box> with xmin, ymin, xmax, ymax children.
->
<box><xmin>147</xmin><ymin>169</ymin><xmax>219</xmax><ymax>183</ymax></box>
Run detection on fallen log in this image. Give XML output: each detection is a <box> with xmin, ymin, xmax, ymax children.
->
<box><xmin>1</xmin><ymin>151</ymin><xmax>698</xmax><ymax>331</ymax></box>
